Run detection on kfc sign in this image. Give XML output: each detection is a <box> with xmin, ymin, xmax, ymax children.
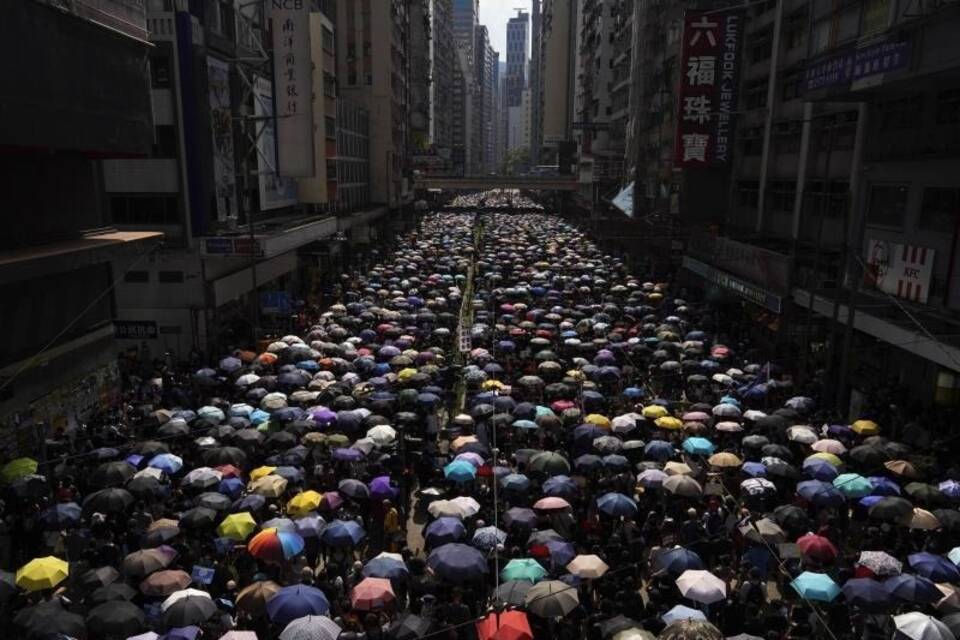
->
<box><xmin>674</xmin><ymin>10</ymin><xmax>744</xmax><ymax>169</ymax></box>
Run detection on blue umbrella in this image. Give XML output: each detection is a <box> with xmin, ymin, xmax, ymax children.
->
<box><xmin>266</xmin><ymin>584</ymin><xmax>330</xmax><ymax>626</ymax></box>
<box><xmin>219</xmin><ymin>357</ymin><xmax>242</xmax><ymax>373</ymax></box>
<box><xmin>544</xmin><ymin>540</ymin><xmax>576</xmax><ymax>568</ymax></box>
<box><xmin>233</xmin><ymin>494</ymin><xmax>266</xmax><ymax>512</ymax></box>
<box><xmin>165</xmin><ymin>626</ymin><xmax>200</xmax><ymax>640</ymax></box>
<box><xmin>869</xmin><ymin>476</ymin><xmax>902</xmax><ymax>496</ymax></box>
<box><xmin>908</xmin><ymin>552</ymin><xmax>960</xmax><ymax>583</ymax></box>
<box><xmin>682</xmin><ymin>437</ymin><xmax>715</xmax><ymax>456</ymax></box>
<box><xmin>427</xmin><ymin>543</ymin><xmax>488</xmax><ymax>582</ymax></box>
<box><xmin>573</xmin><ymin>425</ymin><xmax>607</xmax><ymax>446</ymax></box>
<box><xmin>602</xmin><ymin>454</ymin><xmax>629</xmax><ymax>470</ymax></box>
<box><xmin>148</xmin><ymin>454</ymin><xmax>183</xmax><ymax>475</ymax></box>
<box><xmin>842</xmin><ymin>578</ymin><xmax>893</xmax><ymax>611</ymax></box>
<box><xmin>940</xmin><ymin>480</ymin><xmax>960</xmax><ymax>500</ymax></box>
<box><xmin>796</xmin><ymin>480</ymin><xmax>846</xmax><ymax>507</ymax></box>
<box><xmin>644</xmin><ymin>441</ymin><xmax>675</xmax><ymax>461</ymax></box>
<box><xmin>883</xmin><ymin>574</ymin><xmax>942</xmax><ymax>603</ymax></box>
<box><xmin>294</xmin><ymin>514</ymin><xmax>326</xmax><ymax>539</ymax></box>
<box><xmin>802</xmin><ymin>458</ymin><xmax>839</xmax><ymax>481</ymax></box>
<box><xmin>596</xmin><ymin>492</ymin><xmax>638</xmax><ymax>517</ymax></box>
<box><xmin>653</xmin><ymin>548</ymin><xmax>704</xmax><ymax>575</ymax></box>
<box><xmin>504</xmin><ymin>507</ymin><xmax>538</xmax><ymax>530</ymax></box>
<box><xmin>512</xmin><ymin>420</ymin><xmax>538</xmax><ymax>430</ymax></box>
<box><xmin>662</xmin><ymin>605</ymin><xmax>706</xmax><ymax>625</ymax></box>
<box><xmin>218</xmin><ymin>477</ymin><xmax>244</xmax><ymax>497</ymax></box>
<box><xmin>424</xmin><ymin>517</ymin><xmax>466</xmax><ymax>547</ymax></box>
<box><xmin>742</xmin><ymin>462</ymin><xmax>767</xmax><ymax>477</ymax></box>
<box><xmin>472</xmin><ymin>526</ymin><xmax>508</xmax><ymax>552</ymax></box>
<box><xmin>574</xmin><ymin>454</ymin><xmax>603</xmax><ymax>471</ymax></box>
<box><xmin>443</xmin><ymin>460</ymin><xmax>477</xmax><ymax>483</ymax></box>
<box><xmin>542</xmin><ymin>475</ymin><xmax>578</xmax><ymax>498</ymax></box>
<box><xmin>321</xmin><ymin>520</ymin><xmax>366</xmax><ymax>547</ymax></box>
<box><xmin>38</xmin><ymin>502</ymin><xmax>82</xmax><ymax>529</ymax></box>
<box><xmin>498</xmin><ymin>472</ymin><xmax>530</xmax><ymax>492</ymax></box>
<box><xmin>363</xmin><ymin>555</ymin><xmax>409</xmax><ymax>580</ymax></box>
<box><xmin>332</xmin><ymin>448</ymin><xmax>365</xmax><ymax>462</ymax></box>
<box><xmin>791</xmin><ymin>572</ymin><xmax>840</xmax><ymax>602</ymax></box>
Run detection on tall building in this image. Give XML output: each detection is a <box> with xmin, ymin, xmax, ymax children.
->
<box><xmin>0</xmin><ymin>1</ymin><xmax>162</xmax><ymax>455</ymax></box>
<box><xmin>529</xmin><ymin>0</ymin><xmax>543</xmax><ymax>166</ymax></box>
<box><xmin>506</xmin><ymin>10</ymin><xmax>529</xmax><ymax>108</ymax></box>
<box><xmin>409</xmin><ymin>0</ymin><xmax>433</xmax><ymax>156</ymax></box>
<box><xmin>539</xmin><ymin>0</ymin><xmax>578</xmax><ymax>166</ymax></box>
<box><xmin>336</xmin><ymin>0</ymin><xmax>411</xmax><ymax>208</ymax></box>
<box><xmin>452</xmin><ymin>0</ymin><xmax>479</xmax><ymax>174</ymax></box>
<box><xmin>430</xmin><ymin>0</ymin><xmax>455</xmax><ymax>156</ymax></box>
<box><xmin>486</xmin><ymin>45</ymin><xmax>501</xmax><ymax>173</ymax></box>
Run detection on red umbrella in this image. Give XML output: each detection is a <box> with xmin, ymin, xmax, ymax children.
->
<box><xmin>215</xmin><ymin>464</ymin><xmax>243</xmax><ymax>479</ymax></box>
<box><xmin>476</xmin><ymin>610</ymin><xmax>533</xmax><ymax>640</ymax></box>
<box><xmin>797</xmin><ymin>533</ymin><xmax>839</xmax><ymax>562</ymax></box>
<box><xmin>351</xmin><ymin>577</ymin><xmax>395</xmax><ymax>611</ymax></box>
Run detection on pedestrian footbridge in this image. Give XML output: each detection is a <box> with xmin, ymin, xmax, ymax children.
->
<box><xmin>415</xmin><ymin>175</ymin><xmax>580</xmax><ymax>191</ymax></box>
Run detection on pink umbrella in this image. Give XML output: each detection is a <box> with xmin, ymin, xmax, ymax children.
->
<box><xmin>320</xmin><ymin>491</ymin><xmax>343</xmax><ymax>511</ymax></box>
<box><xmin>715</xmin><ymin>421</ymin><xmax>744</xmax><ymax>433</ymax></box>
<box><xmin>455</xmin><ymin>452</ymin><xmax>485</xmax><ymax>468</ymax></box>
<box><xmin>351</xmin><ymin>577</ymin><xmax>395</xmax><ymax>610</ymax></box>
<box><xmin>533</xmin><ymin>497</ymin><xmax>571</xmax><ymax>511</ymax></box>
<box><xmin>682</xmin><ymin>412</ymin><xmax>711</xmax><ymax>422</ymax></box>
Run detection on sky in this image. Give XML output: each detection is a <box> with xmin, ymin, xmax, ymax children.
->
<box><xmin>479</xmin><ymin>0</ymin><xmax>531</xmax><ymax>58</ymax></box>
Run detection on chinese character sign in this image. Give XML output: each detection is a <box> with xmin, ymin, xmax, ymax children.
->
<box><xmin>674</xmin><ymin>10</ymin><xmax>744</xmax><ymax>169</ymax></box>
<box><xmin>271</xmin><ymin>0</ymin><xmax>314</xmax><ymax>177</ymax></box>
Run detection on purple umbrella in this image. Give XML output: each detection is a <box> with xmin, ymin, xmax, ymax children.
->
<box><xmin>369</xmin><ymin>476</ymin><xmax>398</xmax><ymax>501</ymax></box>
<box><xmin>266</xmin><ymin>585</ymin><xmax>330</xmax><ymax>626</ymax></box>
<box><xmin>332</xmin><ymin>448</ymin><xmax>364</xmax><ymax>462</ymax></box>
<box><xmin>424</xmin><ymin>517</ymin><xmax>466</xmax><ymax>547</ymax></box>
<box><xmin>426</xmin><ymin>543</ymin><xmax>488</xmax><ymax>582</ymax></box>
<box><xmin>309</xmin><ymin>407</ymin><xmax>338</xmax><ymax>426</ymax></box>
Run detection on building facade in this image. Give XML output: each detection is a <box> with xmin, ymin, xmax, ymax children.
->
<box><xmin>529</xmin><ymin>0</ymin><xmax>543</xmax><ymax>166</ymax></box>
<box><xmin>539</xmin><ymin>0</ymin><xmax>578</xmax><ymax>167</ymax></box>
<box><xmin>430</xmin><ymin>0</ymin><xmax>455</xmax><ymax>155</ymax></box>
<box><xmin>506</xmin><ymin>10</ymin><xmax>529</xmax><ymax>110</ymax></box>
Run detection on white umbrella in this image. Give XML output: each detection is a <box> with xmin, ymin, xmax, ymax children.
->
<box><xmin>366</xmin><ymin>425</ymin><xmax>397</xmax><ymax>446</ymax></box>
<box><xmin>134</xmin><ymin>467</ymin><xmax>165</xmax><ymax>481</ymax></box>
<box><xmin>261</xmin><ymin>392</ymin><xmax>288</xmax><ymax>411</ymax></box>
<box><xmin>744</xmin><ymin>410</ymin><xmax>767</xmax><ymax>421</ymax></box>
<box><xmin>449</xmin><ymin>496</ymin><xmax>481</xmax><ymax>517</ymax></box>
<box><xmin>351</xmin><ymin>438</ymin><xmax>376</xmax><ymax>454</ymax></box>
<box><xmin>811</xmin><ymin>439</ymin><xmax>847</xmax><ymax>455</ymax></box>
<box><xmin>235</xmin><ymin>374</ymin><xmax>260</xmax><ymax>387</ymax></box>
<box><xmin>786</xmin><ymin>426</ymin><xmax>818</xmax><ymax>444</ymax></box>
<box><xmin>676</xmin><ymin>569</ymin><xmax>727</xmax><ymax>604</ymax></box>
<box><xmin>427</xmin><ymin>499</ymin><xmax>466</xmax><ymax>519</ymax></box>
<box><xmin>279</xmin><ymin>615</ymin><xmax>343</xmax><ymax>640</ymax></box>
<box><xmin>740</xmin><ymin>478</ymin><xmax>776</xmax><ymax>496</ymax></box>
<box><xmin>161</xmin><ymin>588</ymin><xmax>212</xmax><ymax>612</ymax></box>
<box><xmin>566</xmin><ymin>554</ymin><xmax>609</xmax><ymax>579</ymax></box>
<box><xmin>715</xmin><ymin>421</ymin><xmax>744</xmax><ymax>433</ymax></box>
<box><xmin>893</xmin><ymin>612</ymin><xmax>956</xmax><ymax>640</ymax></box>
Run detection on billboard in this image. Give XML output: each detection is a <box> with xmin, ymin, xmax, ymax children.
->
<box><xmin>674</xmin><ymin>9</ymin><xmax>744</xmax><ymax>168</ymax></box>
<box><xmin>207</xmin><ymin>56</ymin><xmax>237</xmax><ymax>221</ymax></box>
<box><xmin>271</xmin><ymin>0</ymin><xmax>314</xmax><ymax>177</ymax></box>
<box><xmin>253</xmin><ymin>76</ymin><xmax>298</xmax><ymax>210</ymax></box>
<box><xmin>864</xmin><ymin>238</ymin><xmax>934</xmax><ymax>304</ymax></box>
<box><xmin>804</xmin><ymin>39</ymin><xmax>910</xmax><ymax>93</ymax></box>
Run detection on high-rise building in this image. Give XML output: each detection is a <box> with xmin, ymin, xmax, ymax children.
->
<box><xmin>336</xmin><ymin>0</ymin><xmax>411</xmax><ymax>208</ymax></box>
<box><xmin>430</xmin><ymin>0</ymin><xmax>455</xmax><ymax>156</ymax></box>
<box><xmin>452</xmin><ymin>0</ymin><xmax>479</xmax><ymax>175</ymax></box>
<box><xmin>506</xmin><ymin>10</ymin><xmax>529</xmax><ymax>109</ymax></box>
<box><xmin>409</xmin><ymin>0</ymin><xmax>433</xmax><ymax>157</ymax></box>
<box><xmin>539</xmin><ymin>0</ymin><xmax>578</xmax><ymax>166</ymax></box>
<box><xmin>529</xmin><ymin>0</ymin><xmax>543</xmax><ymax>166</ymax></box>
<box><xmin>486</xmin><ymin>45</ymin><xmax>501</xmax><ymax>173</ymax></box>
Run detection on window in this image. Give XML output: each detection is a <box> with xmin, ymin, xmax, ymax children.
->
<box><xmin>751</xmin><ymin>36</ymin><xmax>772</xmax><ymax>63</ymax></box>
<box><xmin>810</xmin><ymin>19</ymin><xmax>831</xmax><ymax>55</ymax></box>
<box><xmin>805</xmin><ymin>181</ymin><xmax>849</xmax><ymax>219</ymax></box>
<box><xmin>936</xmin><ymin>89</ymin><xmax>960</xmax><ymax>124</ymax></box>
<box><xmin>158</xmin><ymin>271</ymin><xmax>184</xmax><ymax>283</ymax></box>
<box><xmin>878</xmin><ymin>95</ymin><xmax>922</xmax><ymax>130</ymax></box>
<box><xmin>770</xmin><ymin>180</ymin><xmax>796</xmax><ymax>212</ymax></box>
<box><xmin>861</xmin><ymin>0</ymin><xmax>890</xmax><ymax>36</ymax></box>
<box><xmin>738</xmin><ymin>181</ymin><xmax>759</xmax><ymax>208</ymax></box>
<box><xmin>918</xmin><ymin>188</ymin><xmax>960</xmax><ymax>232</ymax></box>
<box><xmin>867</xmin><ymin>183</ymin><xmax>909</xmax><ymax>227</ymax></box>
<box><xmin>124</xmin><ymin>270</ymin><xmax>150</xmax><ymax>283</ymax></box>
<box><xmin>151</xmin><ymin>54</ymin><xmax>172</xmax><ymax>89</ymax></box>
<box><xmin>781</xmin><ymin>75</ymin><xmax>802</xmax><ymax>102</ymax></box>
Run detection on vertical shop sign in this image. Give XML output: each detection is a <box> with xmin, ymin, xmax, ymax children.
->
<box><xmin>674</xmin><ymin>10</ymin><xmax>744</xmax><ymax>168</ymax></box>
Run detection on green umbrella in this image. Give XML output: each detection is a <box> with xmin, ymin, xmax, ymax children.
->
<box><xmin>1</xmin><ymin>458</ymin><xmax>38</xmax><ymax>483</ymax></box>
<box><xmin>500</xmin><ymin>558</ymin><xmax>547</xmax><ymax>583</ymax></box>
<box><xmin>832</xmin><ymin>473</ymin><xmax>873</xmax><ymax>498</ymax></box>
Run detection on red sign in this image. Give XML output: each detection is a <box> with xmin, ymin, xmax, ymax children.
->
<box><xmin>674</xmin><ymin>10</ymin><xmax>744</xmax><ymax>168</ymax></box>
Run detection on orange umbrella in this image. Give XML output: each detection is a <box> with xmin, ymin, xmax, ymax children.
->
<box><xmin>476</xmin><ymin>610</ymin><xmax>533</xmax><ymax>640</ymax></box>
<box><xmin>257</xmin><ymin>352</ymin><xmax>278</xmax><ymax>366</ymax></box>
<box><xmin>351</xmin><ymin>577</ymin><xmax>395</xmax><ymax>610</ymax></box>
<box><xmin>236</xmin><ymin>580</ymin><xmax>281</xmax><ymax>617</ymax></box>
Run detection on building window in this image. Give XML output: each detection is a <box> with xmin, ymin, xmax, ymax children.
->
<box><xmin>805</xmin><ymin>181</ymin><xmax>849</xmax><ymax>219</ymax></box>
<box><xmin>158</xmin><ymin>271</ymin><xmax>184</xmax><ymax>283</ymax></box>
<box><xmin>918</xmin><ymin>187</ymin><xmax>960</xmax><ymax>233</ymax></box>
<box><xmin>781</xmin><ymin>75</ymin><xmax>802</xmax><ymax>102</ymax></box>
<box><xmin>936</xmin><ymin>89</ymin><xmax>960</xmax><ymax>124</ymax></box>
<box><xmin>737</xmin><ymin>181</ymin><xmax>759</xmax><ymax>208</ymax></box>
<box><xmin>866</xmin><ymin>183</ymin><xmax>909</xmax><ymax>227</ymax></box>
<box><xmin>878</xmin><ymin>95</ymin><xmax>922</xmax><ymax>130</ymax></box>
<box><xmin>861</xmin><ymin>0</ymin><xmax>890</xmax><ymax>36</ymax></box>
<box><xmin>151</xmin><ymin>53</ymin><xmax>172</xmax><ymax>89</ymax></box>
<box><xmin>770</xmin><ymin>180</ymin><xmax>796</xmax><ymax>212</ymax></box>
<box><xmin>810</xmin><ymin>19</ymin><xmax>831</xmax><ymax>55</ymax></box>
<box><xmin>124</xmin><ymin>270</ymin><xmax>150</xmax><ymax>283</ymax></box>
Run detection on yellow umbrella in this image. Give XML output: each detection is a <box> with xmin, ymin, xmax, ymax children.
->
<box><xmin>250</xmin><ymin>465</ymin><xmax>277</xmax><ymax>481</ymax></box>
<box><xmin>708</xmin><ymin>452</ymin><xmax>743</xmax><ymax>468</ymax></box>
<box><xmin>217</xmin><ymin>512</ymin><xmax>257</xmax><ymax>541</ymax></box>
<box><xmin>249</xmin><ymin>475</ymin><xmax>288</xmax><ymax>498</ymax></box>
<box><xmin>288</xmin><ymin>490</ymin><xmax>323</xmax><ymax>516</ymax></box>
<box><xmin>451</xmin><ymin>435</ymin><xmax>479</xmax><ymax>451</ymax></box>
<box><xmin>397</xmin><ymin>368</ymin><xmax>418</xmax><ymax>382</ymax></box>
<box><xmin>851</xmin><ymin>419</ymin><xmax>879</xmax><ymax>436</ymax></box>
<box><xmin>655</xmin><ymin>416</ymin><xmax>683</xmax><ymax>431</ymax></box>
<box><xmin>807</xmin><ymin>452</ymin><xmax>843</xmax><ymax>467</ymax></box>
<box><xmin>16</xmin><ymin>556</ymin><xmax>69</xmax><ymax>591</ymax></box>
<box><xmin>566</xmin><ymin>370</ymin><xmax>587</xmax><ymax>382</ymax></box>
<box><xmin>584</xmin><ymin>414</ymin><xmax>611</xmax><ymax>429</ymax></box>
<box><xmin>664</xmin><ymin>461</ymin><xmax>693</xmax><ymax>476</ymax></box>
<box><xmin>642</xmin><ymin>405</ymin><xmax>668</xmax><ymax>420</ymax></box>
<box><xmin>482</xmin><ymin>380</ymin><xmax>505</xmax><ymax>391</ymax></box>
<box><xmin>1</xmin><ymin>457</ymin><xmax>38</xmax><ymax>483</ymax></box>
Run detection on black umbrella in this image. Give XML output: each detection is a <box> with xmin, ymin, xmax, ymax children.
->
<box><xmin>83</xmin><ymin>487</ymin><xmax>134</xmax><ymax>514</ymax></box>
<box><xmin>760</xmin><ymin>444</ymin><xmax>793</xmax><ymax>460</ymax></box>
<box><xmin>600</xmin><ymin>615</ymin><xmax>640</xmax><ymax>638</ymax></box>
<box><xmin>195</xmin><ymin>492</ymin><xmax>232</xmax><ymax>512</ymax></box>
<box><xmin>904</xmin><ymin>483</ymin><xmax>946</xmax><ymax>506</ymax></box>
<box><xmin>933</xmin><ymin>509</ymin><xmax>960</xmax><ymax>533</ymax></box>
<box><xmin>126</xmin><ymin>475</ymin><xmax>166</xmax><ymax>499</ymax></box>
<box><xmin>137</xmin><ymin>440</ymin><xmax>170</xmax><ymax>457</ymax></box>
<box><xmin>78</xmin><ymin>566</ymin><xmax>120</xmax><ymax>591</ymax></box>
<box><xmin>494</xmin><ymin>579</ymin><xmax>533</xmax><ymax>606</ymax></box>
<box><xmin>0</xmin><ymin>571</ymin><xmax>16</xmax><ymax>604</ymax></box>
<box><xmin>86</xmin><ymin>601</ymin><xmax>146</xmax><ymax>637</ymax></box>
<box><xmin>942</xmin><ymin>613</ymin><xmax>960</xmax><ymax>638</ymax></box>
<box><xmin>90</xmin><ymin>461</ymin><xmax>135</xmax><ymax>488</ymax></box>
<box><xmin>388</xmin><ymin>613</ymin><xmax>432</xmax><ymax>640</ymax></box>
<box><xmin>203</xmin><ymin>446</ymin><xmax>248</xmax><ymax>467</ymax></box>
<box><xmin>14</xmin><ymin>599</ymin><xmax>87</xmax><ymax>639</ymax></box>
<box><xmin>88</xmin><ymin>582</ymin><xmax>137</xmax><ymax>605</ymax></box>
<box><xmin>772</xmin><ymin>505</ymin><xmax>811</xmax><ymax>534</ymax></box>
<box><xmin>162</xmin><ymin>592</ymin><xmax>218</xmax><ymax>627</ymax></box>
<box><xmin>868</xmin><ymin>497</ymin><xmax>914</xmax><ymax>521</ymax></box>
<box><xmin>849</xmin><ymin>445</ymin><xmax>888</xmax><ymax>467</ymax></box>
<box><xmin>179</xmin><ymin>506</ymin><xmax>218</xmax><ymax>529</ymax></box>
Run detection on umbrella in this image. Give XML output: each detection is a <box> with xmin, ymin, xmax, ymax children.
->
<box><xmin>13</xmin><ymin>599</ymin><xmax>86</xmax><ymax>639</ymax></box>
<box><xmin>16</xmin><ymin>555</ymin><xmax>68</xmax><ymax>591</ymax></box>
<box><xmin>909</xmin><ymin>552</ymin><xmax>960</xmax><ymax>583</ymax></box>
<box><xmin>321</xmin><ymin>520</ymin><xmax>365</xmax><ymax>547</ymax></box>
<box><xmin>681</xmin><ymin>437</ymin><xmax>715</xmax><ymax>455</ymax></box>
<box><xmin>218</xmin><ymin>512</ymin><xmax>258</xmax><ymax>541</ymax></box>
<box><xmin>38</xmin><ymin>502</ymin><xmax>82</xmax><ymax>529</ymax></box>
<box><xmin>841</xmin><ymin>578</ymin><xmax>894</xmax><ymax>612</ymax></box>
<box><xmin>495</xmin><ymin>580</ymin><xmax>534</xmax><ymax>606</ymax></box>
<box><xmin>797</xmin><ymin>533</ymin><xmax>839</xmax><ymax>562</ymax></box>
<box><xmin>791</xmin><ymin>571</ymin><xmax>840</xmax><ymax>602</ymax></box>
<box><xmin>87</xmin><ymin>600</ymin><xmax>146</xmax><ymax>637</ymax></box>
<box><xmin>444</xmin><ymin>460</ymin><xmax>477</xmax><ymax>483</ymax></box>
<box><xmin>524</xmin><ymin>580</ymin><xmax>579</xmax><ymax>618</ymax></box>
<box><xmin>884</xmin><ymin>573</ymin><xmax>943</xmax><ymax>603</ymax></box>
<box><xmin>597</xmin><ymin>492</ymin><xmax>637</xmax><ymax>517</ymax></box>
<box><xmin>653</xmin><ymin>548</ymin><xmax>704</xmax><ymax>575</ymax></box>
<box><xmin>279</xmin><ymin>615</ymin><xmax>342</xmax><ymax>640</ymax></box>
<box><xmin>1</xmin><ymin>457</ymin><xmax>37</xmax><ymax>483</ymax></box>
<box><xmin>566</xmin><ymin>554</ymin><xmax>609</xmax><ymax>579</ymax></box>
<box><xmin>708</xmin><ymin>452</ymin><xmax>742</xmax><ymax>468</ymax></box>
<box><xmin>739</xmin><ymin>517</ymin><xmax>785</xmax><ymax>544</ymax></box>
<box><xmin>905</xmin><ymin>508</ymin><xmax>943</xmax><ymax>530</ymax></box>
<box><xmin>893</xmin><ymin>612</ymin><xmax>955</xmax><ymax>640</ymax></box>
<box><xmin>426</xmin><ymin>543</ymin><xmax>488</xmax><ymax>582</ymax></box>
<box><xmin>141</xmin><ymin>569</ymin><xmax>192</xmax><ymax>597</ymax></box>
<box><xmin>869</xmin><ymin>496</ymin><xmax>914</xmax><ymax>521</ymax></box>
<box><xmin>676</xmin><ymin>569</ymin><xmax>726</xmax><ymax>604</ymax></box>
<box><xmin>661</xmin><ymin>605</ymin><xmax>707</xmax><ymax>625</ymax></box>
<box><xmin>796</xmin><ymin>480</ymin><xmax>844</xmax><ymax>507</ymax></box>
<box><xmin>528</xmin><ymin>451</ymin><xmax>570</xmax><ymax>476</ymax></box>
<box><xmin>162</xmin><ymin>589</ymin><xmax>218</xmax><ymax>627</ymax></box>
<box><xmin>472</xmin><ymin>526</ymin><xmax>508</xmax><ymax>552</ymax></box>
<box><xmin>87</xmin><ymin>581</ymin><xmax>137</xmax><ymax>605</ymax></box>
<box><xmin>833</xmin><ymin>473</ymin><xmax>873</xmax><ymax>498</ymax></box>
<box><xmin>362</xmin><ymin>552</ymin><xmax>409</xmax><ymax>580</ymax></box>
<box><xmin>267</xmin><ymin>585</ymin><xmax>331</xmax><ymax>627</ymax></box>
<box><xmin>122</xmin><ymin>546</ymin><xmax>176</xmax><ymax>577</ymax></box>
<box><xmin>501</xmin><ymin>558</ymin><xmax>547</xmax><ymax>583</ymax></box>
<box><xmin>83</xmin><ymin>487</ymin><xmax>134</xmax><ymax>514</ymax></box>
<box><xmin>476</xmin><ymin>610</ymin><xmax>533</xmax><ymax>640</ymax></box>
<box><xmin>424</xmin><ymin>517</ymin><xmax>467</xmax><ymax>547</ymax></box>
<box><xmin>857</xmin><ymin>551</ymin><xmax>903</xmax><ymax>576</ymax></box>
<box><xmin>663</xmin><ymin>475</ymin><xmax>703</xmax><ymax>497</ymax></box>
<box><xmin>351</xmin><ymin>577</ymin><xmax>395</xmax><ymax>610</ymax></box>
<box><xmin>236</xmin><ymin>580</ymin><xmax>281</xmax><ymax>617</ymax></box>
<box><xmin>248</xmin><ymin>475</ymin><xmax>288</xmax><ymax>497</ymax></box>
<box><xmin>248</xmin><ymin>528</ymin><xmax>305</xmax><ymax>563</ymax></box>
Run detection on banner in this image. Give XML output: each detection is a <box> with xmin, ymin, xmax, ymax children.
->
<box><xmin>804</xmin><ymin>39</ymin><xmax>910</xmax><ymax>93</ymax></box>
<box><xmin>207</xmin><ymin>56</ymin><xmax>237</xmax><ymax>221</ymax></box>
<box><xmin>674</xmin><ymin>9</ymin><xmax>744</xmax><ymax>168</ymax></box>
<box><xmin>253</xmin><ymin>76</ymin><xmax>298</xmax><ymax>210</ymax></box>
<box><xmin>864</xmin><ymin>237</ymin><xmax>934</xmax><ymax>304</ymax></box>
<box><xmin>271</xmin><ymin>0</ymin><xmax>314</xmax><ymax>177</ymax></box>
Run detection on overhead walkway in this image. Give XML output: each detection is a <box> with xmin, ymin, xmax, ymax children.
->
<box><xmin>415</xmin><ymin>175</ymin><xmax>579</xmax><ymax>191</ymax></box>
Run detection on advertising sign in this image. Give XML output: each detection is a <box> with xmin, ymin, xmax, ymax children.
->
<box><xmin>114</xmin><ymin>321</ymin><xmax>158</xmax><ymax>340</ymax></box>
<box><xmin>864</xmin><ymin>237</ymin><xmax>934</xmax><ymax>304</ymax></box>
<box><xmin>207</xmin><ymin>56</ymin><xmax>237</xmax><ymax>222</ymax></box>
<box><xmin>687</xmin><ymin>234</ymin><xmax>792</xmax><ymax>293</ymax></box>
<box><xmin>804</xmin><ymin>39</ymin><xmax>910</xmax><ymax>92</ymax></box>
<box><xmin>683</xmin><ymin>257</ymin><xmax>783</xmax><ymax>313</ymax></box>
<box><xmin>253</xmin><ymin>76</ymin><xmax>298</xmax><ymax>210</ymax></box>
<box><xmin>270</xmin><ymin>0</ymin><xmax>314</xmax><ymax>177</ymax></box>
<box><xmin>674</xmin><ymin>9</ymin><xmax>744</xmax><ymax>168</ymax></box>
<box><xmin>202</xmin><ymin>237</ymin><xmax>265</xmax><ymax>257</ymax></box>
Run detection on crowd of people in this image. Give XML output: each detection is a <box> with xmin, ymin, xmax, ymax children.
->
<box><xmin>3</xmin><ymin>199</ymin><xmax>960</xmax><ymax>640</ymax></box>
